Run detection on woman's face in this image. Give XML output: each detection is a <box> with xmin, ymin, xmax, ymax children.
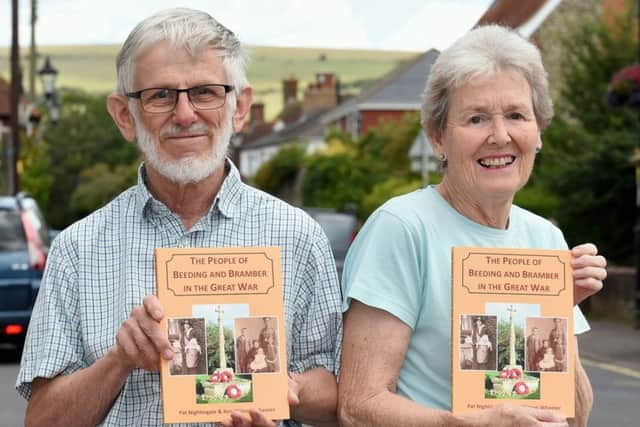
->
<box><xmin>434</xmin><ymin>69</ymin><xmax>540</xmax><ymax>202</ymax></box>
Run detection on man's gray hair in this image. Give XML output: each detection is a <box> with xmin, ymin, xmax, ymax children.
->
<box><xmin>421</xmin><ymin>24</ymin><xmax>553</xmax><ymax>137</ymax></box>
<box><xmin>115</xmin><ymin>8</ymin><xmax>249</xmax><ymax>94</ymax></box>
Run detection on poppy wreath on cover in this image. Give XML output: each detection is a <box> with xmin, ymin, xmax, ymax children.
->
<box><xmin>210</xmin><ymin>370</ymin><xmax>233</xmax><ymax>383</ymax></box>
<box><xmin>225</xmin><ymin>384</ymin><xmax>242</xmax><ymax>399</ymax></box>
<box><xmin>508</xmin><ymin>368</ymin><xmax>522</xmax><ymax>379</ymax></box>
<box><xmin>513</xmin><ymin>381</ymin><xmax>530</xmax><ymax>396</ymax></box>
<box><xmin>221</xmin><ymin>371</ymin><xmax>233</xmax><ymax>382</ymax></box>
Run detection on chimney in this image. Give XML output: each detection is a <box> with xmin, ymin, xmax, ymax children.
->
<box><xmin>250</xmin><ymin>102</ymin><xmax>264</xmax><ymax>125</ymax></box>
<box><xmin>282</xmin><ymin>76</ymin><xmax>298</xmax><ymax>105</ymax></box>
<box><xmin>301</xmin><ymin>72</ymin><xmax>338</xmax><ymax>115</ymax></box>
<box><xmin>315</xmin><ymin>72</ymin><xmax>335</xmax><ymax>89</ymax></box>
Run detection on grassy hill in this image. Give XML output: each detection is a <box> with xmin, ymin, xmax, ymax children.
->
<box><xmin>0</xmin><ymin>45</ymin><xmax>418</xmax><ymax>120</ymax></box>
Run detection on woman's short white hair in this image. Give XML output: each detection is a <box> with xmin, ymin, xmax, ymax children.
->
<box><xmin>421</xmin><ymin>24</ymin><xmax>553</xmax><ymax>136</ymax></box>
<box><xmin>115</xmin><ymin>8</ymin><xmax>249</xmax><ymax>94</ymax></box>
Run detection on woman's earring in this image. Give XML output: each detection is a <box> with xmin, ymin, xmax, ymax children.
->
<box><xmin>439</xmin><ymin>153</ymin><xmax>447</xmax><ymax>161</ymax></box>
<box><xmin>535</xmin><ymin>145</ymin><xmax>542</xmax><ymax>154</ymax></box>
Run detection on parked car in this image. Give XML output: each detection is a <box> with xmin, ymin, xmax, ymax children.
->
<box><xmin>0</xmin><ymin>193</ymin><xmax>51</xmax><ymax>348</ymax></box>
<box><xmin>304</xmin><ymin>208</ymin><xmax>358</xmax><ymax>282</ymax></box>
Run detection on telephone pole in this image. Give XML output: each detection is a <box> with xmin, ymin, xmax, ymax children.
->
<box><xmin>8</xmin><ymin>0</ymin><xmax>21</xmax><ymax>195</ymax></box>
<box><xmin>29</xmin><ymin>0</ymin><xmax>38</xmax><ymax>101</ymax></box>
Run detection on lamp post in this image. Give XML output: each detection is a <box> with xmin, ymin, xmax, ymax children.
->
<box><xmin>38</xmin><ymin>56</ymin><xmax>60</xmax><ymax>126</ymax></box>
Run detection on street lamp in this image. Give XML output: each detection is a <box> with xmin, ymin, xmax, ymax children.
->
<box><xmin>38</xmin><ymin>56</ymin><xmax>59</xmax><ymax>125</ymax></box>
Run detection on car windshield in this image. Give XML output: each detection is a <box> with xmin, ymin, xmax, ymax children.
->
<box><xmin>0</xmin><ymin>209</ymin><xmax>27</xmax><ymax>251</ymax></box>
<box><xmin>310</xmin><ymin>212</ymin><xmax>354</xmax><ymax>259</ymax></box>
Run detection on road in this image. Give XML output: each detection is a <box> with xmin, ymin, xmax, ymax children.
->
<box><xmin>0</xmin><ymin>353</ymin><xmax>639</xmax><ymax>426</ymax></box>
<box><xmin>583</xmin><ymin>359</ymin><xmax>640</xmax><ymax>427</ymax></box>
<box><xmin>0</xmin><ymin>348</ymin><xmax>26</xmax><ymax>427</ymax></box>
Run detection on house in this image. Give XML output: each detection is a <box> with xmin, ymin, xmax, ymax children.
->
<box><xmin>0</xmin><ymin>76</ymin><xmax>40</xmax><ymax>149</ymax></box>
<box><xmin>474</xmin><ymin>0</ymin><xmax>613</xmax><ymax>99</ymax></box>
<box><xmin>320</xmin><ymin>49</ymin><xmax>439</xmax><ymax>139</ymax></box>
<box><xmin>318</xmin><ymin>48</ymin><xmax>440</xmax><ymax>178</ymax></box>
<box><xmin>237</xmin><ymin>49</ymin><xmax>441</xmax><ymax>179</ymax></box>
<box><xmin>236</xmin><ymin>72</ymin><xmax>341</xmax><ymax>178</ymax></box>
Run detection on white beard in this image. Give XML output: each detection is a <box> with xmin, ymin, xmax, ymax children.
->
<box><xmin>133</xmin><ymin>109</ymin><xmax>233</xmax><ymax>185</ymax></box>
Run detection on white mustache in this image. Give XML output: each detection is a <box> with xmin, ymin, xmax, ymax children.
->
<box><xmin>161</xmin><ymin>123</ymin><xmax>211</xmax><ymax>139</ymax></box>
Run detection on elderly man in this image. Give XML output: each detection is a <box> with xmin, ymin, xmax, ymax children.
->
<box><xmin>16</xmin><ymin>8</ymin><xmax>341</xmax><ymax>427</ymax></box>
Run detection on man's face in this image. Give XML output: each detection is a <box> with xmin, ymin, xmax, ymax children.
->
<box><xmin>131</xmin><ymin>41</ymin><xmax>234</xmax><ymax>184</ymax></box>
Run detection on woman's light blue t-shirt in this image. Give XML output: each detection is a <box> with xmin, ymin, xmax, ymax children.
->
<box><xmin>342</xmin><ymin>186</ymin><xmax>589</xmax><ymax>410</ymax></box>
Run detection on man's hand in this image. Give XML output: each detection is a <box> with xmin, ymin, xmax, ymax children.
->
<box><xmin>571</xmin><ymin>243</ymin><xmax>607</xmax><ymax>306</ymax></box>
<box><xmin>111</xmin><ymin>295</ymin><xmax>173</xmax><ymax>372</ymax></box>
<box><xmin>219</xmin><ymin>376</ymin><xmax>300</xmax><ymax>427</ymax></box>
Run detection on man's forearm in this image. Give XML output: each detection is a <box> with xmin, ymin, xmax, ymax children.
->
<box><xmin>290</xmin><ymin>367</ymin><xmax>338</xmax><ymax>427</ymax></box>
<box><xmin>25</xmin><ymin>348</ymin><xmax>132</xmax><ymax>427</ymax></box>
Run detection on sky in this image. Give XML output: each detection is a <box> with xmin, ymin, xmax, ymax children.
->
<box><xmin>486</xmin><ymin>303</ymin><xmax>541</xmax><ymax>327</ymax></box>
<box><xmin>1</xmin><ymin>0</ymin><xmax>493</xmax><ymax>52</ymax></box>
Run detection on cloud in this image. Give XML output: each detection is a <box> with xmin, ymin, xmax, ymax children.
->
<box><xmin>379</xmin><ymin>0</ymin><xmax>491</xmax><ymax>51</ymax></box>
<box><xmin>1</xmin><ymin>0</ymin><xmax>491</xmax><ymax>50</ymax></box>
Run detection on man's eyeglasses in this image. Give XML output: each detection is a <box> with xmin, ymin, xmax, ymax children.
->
<box><xmin>126</xmin><ymin>84</ymin><xmax>234</xmax><ymax>113</ymax></box>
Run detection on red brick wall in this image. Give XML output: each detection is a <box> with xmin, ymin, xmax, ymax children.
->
<box><xmin>359</xmin><ymin>110</ymin><xmax>410</xmax><ymax>135</ymax></box>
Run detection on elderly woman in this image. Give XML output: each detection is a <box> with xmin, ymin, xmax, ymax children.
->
<box><xmin>339</xmin><ymin>25</ymin><xmax>606</xmax><ymax>427</ymax></box>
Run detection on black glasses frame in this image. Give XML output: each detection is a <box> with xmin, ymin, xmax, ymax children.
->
<box><xmin>126</xmin><ymin>84</ymin><xmax>235</xmax><ymax>113</ymax></box>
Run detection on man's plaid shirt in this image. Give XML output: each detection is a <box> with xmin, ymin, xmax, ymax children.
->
<box><xmin>17</xmin><ymin>161</ymin><xmax>342</xmax><ymax>426</ymax></box>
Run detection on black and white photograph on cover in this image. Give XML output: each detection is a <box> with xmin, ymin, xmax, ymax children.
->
<box><xmin>167</xmin><ymin>317</ymin><xmax>207</xmax><ymax>376</ymax></box>
<box><xmin>525</xmin><ymin>317</ymin><xmax>568</xmax><ymax>372</ymax></box>
<box><xmin>234</xmin><ymin>316</ymin><xmax>281</xmax><ymax>374</ymax></box>
<box><xmin>459</xmin><ymin>314</ymin><xmax>497</xmax><ymax>371</ymax></box>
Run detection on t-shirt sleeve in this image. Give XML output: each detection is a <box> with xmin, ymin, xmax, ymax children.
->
<box><xmin>16</xmin><ymin>234</ymin><xmax>84</xmax><ymax>400</ymax></box>
<box><xmin>342</xmin><ymin>209</ymin><xmax>423</xmax><ymax>329</ymax></box>
<box><xmin>573</xmin><ymin>305</ymin><xmax>590</xmax><ymax>335</ymax></box>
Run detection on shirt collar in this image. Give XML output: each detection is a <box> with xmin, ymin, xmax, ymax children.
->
<box><xmin>133</xmin><ymin>160</ymin><xmax>245</xmax><ymax>221</ymax></box>
<box><xmin>134</xmin><ymin>164</ymin><xmax>156</xmax><ymax>218</ymax></box>
<box><xmin>215</xmin><ymin>159</ymin><xmax>244</xmax><ymax>219</ymax></box>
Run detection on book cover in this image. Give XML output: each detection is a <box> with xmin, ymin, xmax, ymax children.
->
<box><xmin>451</xmin><ymin>247</ymin><xmax>575</xmax><ymax>417</ymax></box>
<box><xmin>155</xmin><ymin>246</ymin><xmax>289</xmax><ymax>424</ymax></box>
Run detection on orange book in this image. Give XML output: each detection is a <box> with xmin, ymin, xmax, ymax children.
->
<box><xmin>155</xmin><ymin>247</ymin><xmax>289</xmax><ymax>424</ymax></box>
<box><xmin>451</xmin><ymin>247</ymin><xmax>575</xmax><ymax>417</ymax></box>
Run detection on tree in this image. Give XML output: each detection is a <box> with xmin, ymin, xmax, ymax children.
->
<box><xmin>206</xmin><ymin>325</ymin><xmax>235</xmax><ymax>372</ymax></box>
<box><xmin>70</xmin><ymin>161</ymin><xmax>138</xmax><ymax>218</ymax></box>
<box><xmin>536</xmin><ymin>0</ymin><xmax>638</xmax><ymax>264</ymax></box>
<box><xmin>252</xmin><ymin>145</ymin><xmax>305</xmax><ymax>202</ymax></box>
<box><xmin>361</xmin><ymin>177</ymin><xmax>424</xmax><ymax>220</ymax></box>
<box><xmin>302</xmin><ymin>152</ymin><xmax>387</xmax><ymax>217</ymax></box>
<box><xmin>301</xmin><ymin>113</ymin><xmax>422</xmax><ymax>220</ymax></box>
<box><xmin>21</xmin><ymin>89</ymin><xmax>139</xmax><ymax>228</ymax></box>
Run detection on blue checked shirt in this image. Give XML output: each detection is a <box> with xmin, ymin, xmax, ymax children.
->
<box><xmin>17</xmin><ymin>161</ymin><xmax>342</xmax><ymax>427</ymax></box>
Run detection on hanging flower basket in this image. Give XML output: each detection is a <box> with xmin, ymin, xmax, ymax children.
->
<box><xmin>608</xmin><ymin>63</ymin><xmax>640</xmax><ymax>108</ymax></box>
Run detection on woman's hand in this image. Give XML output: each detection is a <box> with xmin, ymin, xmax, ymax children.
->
<box><xmin>571</xmin><ymin>243</ymin><xmax>606</xmax><ymax>305</ymax></box>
